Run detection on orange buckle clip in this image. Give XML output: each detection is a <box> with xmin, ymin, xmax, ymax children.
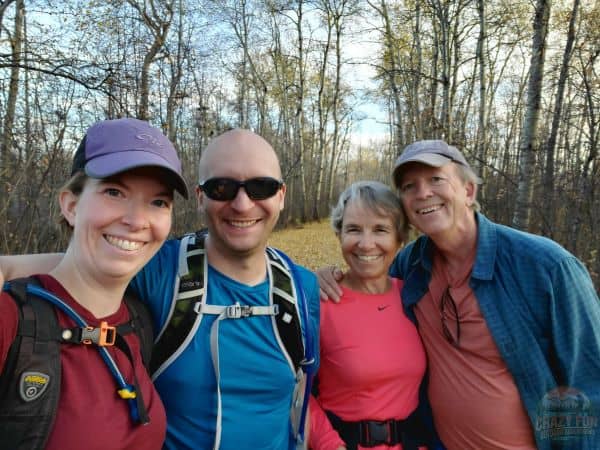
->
<box><xmin>81</xmin><ymin>321</ymin><xmax>116</xmax><ymax>346</ymax></box>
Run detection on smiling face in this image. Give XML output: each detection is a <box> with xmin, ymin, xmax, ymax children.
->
<box><xmin>397</xmin><ymin>162</ymin><xmax>476</xmax><ymax>242</ymax></box>
<box><xmin>339</xmin><ymin>200</ymin><xmax>401</xmax><ymax>286</ymax></box>
<box><xmin>197</xmin><ymin>129</ymin><xmax>285</xmax><ymax>262</ymax></box>
<box><xmin>60</xmin><ymin>167</ymin><xmax>173</xmax><ymax>284</ymax></box>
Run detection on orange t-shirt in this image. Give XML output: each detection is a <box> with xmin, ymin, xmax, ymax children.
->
<box><xmin>414</xmin><ymin>251</ymin><xmax>536</xmax><ymax>450</ymax></box>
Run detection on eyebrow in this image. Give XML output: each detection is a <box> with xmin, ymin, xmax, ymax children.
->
<box><xmin>101</xmin><ymin>176</ymin><xmax>174</xmax><ymax>198</ymax></box>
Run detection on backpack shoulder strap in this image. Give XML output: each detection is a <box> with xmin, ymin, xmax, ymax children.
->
<box><xmin>0</xmin><ymin>277</ymin><xmax>62</xmax><ymax>450</ymax></box>
<box><xmin>266</xmin><ymin>248</ymin><xmax>316</xmax><ymax>449</ymax></box>
<box><xmin>266</xmin><ymin>248</ymin><xmax>305</xmax><ymax>373</ymax></box>
<box><xmin>122</xmin><ymin>288</ymin><xmax>154</xmax><ymax>370</ymax></box>
<box><xmin>149</xmin><ymin>232</ymin><xmax>208</xmax><ymax>378</ymax></box>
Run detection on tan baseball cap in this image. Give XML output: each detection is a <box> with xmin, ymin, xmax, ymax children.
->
<box><xmin>393</xmin><ymin>140</ymin><xmax>471</xmax><ymax>187</ymax></box>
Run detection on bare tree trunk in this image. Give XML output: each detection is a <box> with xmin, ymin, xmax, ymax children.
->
<box><xmin>293</xmin><ymin>0</ymin><xmax>308</xmax><ymax>222</ymax></box>
<box><xmin>542</xmin><ymin>0</ymin><xmax>579</xmax><ymax>237</ymax></box>
<box><xmin>368</xmin><ymin>0</ymin><xmax>403</xmax><ymax>154</ymax></box>
<box><xmin>313</xmin><ymin>1</ymin><xmax>333</xmax><ymax>220</ymax></box>
<box><xmin>268</xmin><ymin>9</ymin><xmax>298</xmax><ymax>224</ymax></box>
<box><xmin>326</xmin><ymin>4</ymin><xmax>347</xmax><ymax>210</ymax></box>
<box><xmin>428</xmin><ymin>0</ymin><xmax>451</xmax><ymax>140</ymax></box>
<box><xmin>126</xmin><ymin>0</ymin><xmax>174</xmax><ymax>121</ymax></box>
<box><xmin>567</xmin><ymin>47</ymin><xmax>599</xmax><ymax>253</ymax></box>
<box><xmin>512</xmin><ymin>0</ymin><xmax>551</xmax><ymax>230</ymax></box>
<box><xmin>475</xmin><ymin>0</ymin><xmax>486</xmax><ymax>181</ymax></box>
<box><xmin>412</xmin><ymin>0</ymin><xmax>423</xmax><ymax>140</ymax></box>
<box><xmin>428</xmin><ymin>18</ymin><xmax>440</xmax><ymax>136</ymax></box>
<box><xmin>1</xmin><ymin>0</ymin><xmax>24</xmax><ymax>173</ymax></box>
<box><xmin>166</xmin><ymin>0</ymin><xmax>185</xmax><ymax>143</ymax></box>
<box><xmin>0</xmin><ymin>0</ymin><xmax>17</xmax><ymax>40</ymax></box>
<box><xmin>236</xmin><ymin>0</ymin><xmax>249</xmax><ymax>128</ymax></box>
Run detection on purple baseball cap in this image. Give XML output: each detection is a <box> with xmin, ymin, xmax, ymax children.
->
<box><xmin>71</xmin><ymin>118</ymin><xmax>188</xmax><ymax>198</ymax></box>
<box><xmin>393</xmin><ymin>139</ymin><xmax>471</xmax><ymax>187</ymax></box>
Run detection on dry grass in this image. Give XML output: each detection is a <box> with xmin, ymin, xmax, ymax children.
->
<box><xmin>269</xmin><ymin>221</ymin><xmax>346</xmax><ymax>271</ymax></box>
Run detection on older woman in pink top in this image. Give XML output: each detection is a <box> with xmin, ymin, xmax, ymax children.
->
<box><xmin>310</xmin><ymin>181</ymin><xmax>431</xmax><ymax>450</ymax></box>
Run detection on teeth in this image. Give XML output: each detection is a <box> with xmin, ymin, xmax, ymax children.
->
<box><xmin>418</xmin><ymin>205</ymin><xmax>442</xmax><ymax>214</ymax></box>
<box><xmin>105</xmin><ymin>235</ymin><xmax>143</xmax><ymax>251</ymax></box>
<box><xmin>229</xmin><ymin>220</ymin><xmax>258</xmax><ymax>228</ymax></box>
<box><xmin>357</xmin><ymin>255</ymin><xmax>380</xmax><ymax>261</ymax></box>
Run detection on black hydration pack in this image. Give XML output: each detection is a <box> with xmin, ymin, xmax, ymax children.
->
<box><xmin>0</xmin><ymin>277</ymin><xmax>154</xmax><ymax>450</ymax></box>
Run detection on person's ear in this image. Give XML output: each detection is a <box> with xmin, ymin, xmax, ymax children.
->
<box><xmin>59</xmin><ymin>189</ymin><xmax>79</xmax><ymax>227</ymax></box>
<box><xmin>465</xmin><ymin>181</ymin><xmax>477</xmax><ymax>207</ymax></box>
<box><xmin>195</xmin><ymin>185</ymin><xmax>204</xmax><ymax>211</ymax></box>
<box><xmin>278</xmin><ymin>183</ymin><xmax>286</xmax><ymax>211</ymax></box>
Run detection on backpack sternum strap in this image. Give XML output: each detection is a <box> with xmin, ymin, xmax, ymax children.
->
<box><xmin>197</xmin><ymin>303</ymin><xmax>279</xmax><ymax>318</ymax></box>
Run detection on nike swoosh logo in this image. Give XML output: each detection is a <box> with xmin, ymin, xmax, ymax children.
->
<box><xmin>378</xmin><ymin>305</ymin><xmax>390</xmax><ymax>311</ymax></box>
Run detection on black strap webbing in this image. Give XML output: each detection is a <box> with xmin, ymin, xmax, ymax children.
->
<box><xmin>0</xmin><ymin>277</ymin><xmax>62</xmax><ymax>450</ymax></box>
<box><xmin>325</xmin><ymin>409</ymin><xmax>428</xmax><ymax>450</ymax></box>
<box><xmin>270</xmin><ymin>256</ymin><xmax>304</xmax><ymax>372</ymax></box>
<box><xmin>149</xmin><ymin>235</ymin><xmax>206</xmax><ymax>375</ymax></box>
<box><xmin>122</xmin><ymin>288</ymin><xmax>154</xmax><ymax>370</ymax></box>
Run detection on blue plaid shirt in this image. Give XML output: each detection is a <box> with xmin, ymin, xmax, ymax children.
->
<box><xmin>390</xmin><ymin>212</ymin><xmax>600</xmax><ymax>450</ymax></box>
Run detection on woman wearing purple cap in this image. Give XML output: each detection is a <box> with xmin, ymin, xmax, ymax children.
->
<box><xmin>0</xmin><ymin>118</ymin><xmax>188</xmax><ymax>450</ymax></box>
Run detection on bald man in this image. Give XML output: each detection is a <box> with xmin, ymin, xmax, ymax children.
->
<box><xmin>0</xmin><ymin>129</ymin><xmax>320</xmax><ymax>450</ymax></box>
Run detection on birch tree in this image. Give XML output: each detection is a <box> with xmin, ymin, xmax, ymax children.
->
<box><xmin>512</xmin><ymin>0</ymin><xmax>551</xmax><ymax>230</ymax></box>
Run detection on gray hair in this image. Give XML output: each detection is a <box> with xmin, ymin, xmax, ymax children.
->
<box><xmin>453</xmin><ymin>163</ymin><xmax>482</xmax><ymax>212</ymax></box>
<box><xmin>331</xmin><ymin>181</ymin><xmax>409</xmax><ymax>242</ymax></box>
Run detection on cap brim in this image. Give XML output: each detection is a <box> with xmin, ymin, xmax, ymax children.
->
<box><xmin>398</xmin><ymin>153</ymin><xmax>453</xmax><ymax>168</ymax></box>
<box><xmin>393</xmin><ymin>153</ymin><xmax>454</xmax><ymax>187</ymax></box>
<box><xmin>85</xmin><ymin>150</ymin><xmax>189</xmax><ymax>199</ymax></box>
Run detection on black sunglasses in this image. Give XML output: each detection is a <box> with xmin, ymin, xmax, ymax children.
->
<box><xmin>199</xmin><ymin>177</ymin><xmax>283</xmax><ymax>201</ymax></box>
<box><xmin>440</xmin><ymin>287</ymin><xmax>461</xmax><ymax>347</ymax></box>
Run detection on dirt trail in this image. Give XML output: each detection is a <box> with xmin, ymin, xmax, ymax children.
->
<box><xmin>269</xmin><ymin>221</ymin><xmax>345</xmax><ymax>271</ymax></box>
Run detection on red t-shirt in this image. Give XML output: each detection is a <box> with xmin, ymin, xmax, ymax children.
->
<box><xmin>414</xmin><ymin>252</ymin><xmax>536</xmax><ymax>450</ymax></box>
<box><xmin>0</xmin><ymin>274</ymin><xmax>166</xmax><ymax>450</ymax></box>
<box><xmin>310</xmin><ymin>278</ymin><xmax>427</xmax><ymax>450</ymax></box>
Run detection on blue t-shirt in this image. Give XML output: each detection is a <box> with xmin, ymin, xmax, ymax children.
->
<box><xmin>130</xmin><ymin>238</ymin><xmax>320</xmax><ymax>450</ymax></box>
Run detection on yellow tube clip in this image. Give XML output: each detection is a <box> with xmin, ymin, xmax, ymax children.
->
<box><xmin>118</xmin><ymin>388</ymin><xmax>137</xmax><ymax>399</ymax></box>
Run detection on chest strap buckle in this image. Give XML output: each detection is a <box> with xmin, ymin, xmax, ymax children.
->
<box><xmin>226</xmin><ymin>304</ymin><xmax>250</xmax><ymax>318</ymax></box>
<box><xmin>62</xmin><ymin>321</ymin><xmax>116</xmax><ymax>346</ymax></box>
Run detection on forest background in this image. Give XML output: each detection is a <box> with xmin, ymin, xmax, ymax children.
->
<box><xmin>0</xmin><ymin>0</ymin><xmax>598</xmax><ymax>289</ymax></box>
